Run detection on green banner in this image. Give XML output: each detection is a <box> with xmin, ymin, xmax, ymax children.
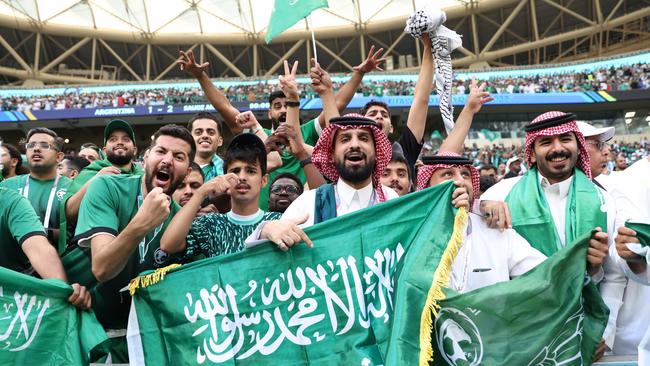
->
<box><xmin>128</xmin><ymin>183</ymin><xmax>607</xmax><ymax>365</ymax></box>
<box><xmin>0</xmin><ymin>267</ymin><xmax>108</xmax><ymax>365</ymax></box>
<box><xmin>265</xmin><ymin>0</ymin><xmax>329</xmax><ymax>43</ymax></box>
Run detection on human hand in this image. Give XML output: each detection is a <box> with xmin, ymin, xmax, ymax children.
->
<box><xmin>261</xmin><ymin>214</ymin><xmax>313</xmax><ymax>251</ymax></box>
<box><xmin>236</xmin><ymin>111</ymin><xmax>261</xmax><ymax>131</ymax></box>
<box><xmin>310</xmin><ymin>59</ymin><xmax>333</xmax><ymax>95</ymax></box>
<box><xmin>451</xmin><ymin>181</ymin><xmax>470</xmax><ymax>210</ymax></box>
<box><xmin>279</xmin><ymin>60</ymin><xmax>300</xmax><ymax>100</ymax></box>
<box><xmin>592</xmin><ymin>338</ymin><xmax>606</xmax><ymax>363</ymax></box>
<box><xmin>479</xmin><ymin>200</ymin><xmax>512</xmax><ymax>230</ymax></box>
<box><xmin>68</xmin><ymin>283</ymin><xmax>92</xmax><ymax>310</ymax></box>
<box><xmin>178</xmin><ymin>50</ymin><xmax>209</xmax><ymax>78</ymax></box>
<box><xmin>97</xmin><ymin>166</ymin><xmax>121</xmax><ymax>175</ymax></box>
<box><xmin>587</xmin><ymin>228</ymin><xmax>609</xmax><ymax>275</ymax></box>
<box><xmin>136</xmin><ymin>187</ymin><xmax>171</xmax><ymax>231</ymax></box>
<box><xmin>200</xmin><ymin>173</ymin><xmax>238</xmax><ymax>197</ymax></box>
<box><xmin>196</xmin><ymin>204</ymin><xmax>218</xmax><ymax>217</ymax></box>
<box><xmin>353</xmin><ymin>45</ymin><xmax>386</xmax><ymax>74</ymax></box>
<box><xmin>466</xmin><ymin>77</ymin><xmax>494</xmax><ymax>114</ymax></box>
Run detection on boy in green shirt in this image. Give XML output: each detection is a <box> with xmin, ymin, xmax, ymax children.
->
<box><xmin>0</xmin><ymin>187</ymin><xmax>91</xmax><ymax>309</ymax></box>
<box><xmin>1</xmin><ymin>127</ymin><xmax>71</xmax><ymax>248</ymax></box>
<box><xmin>73</xmin><ymin>124</ymin><xmax>195</xmax><ymax>362</ymax></box>
<box><xmin>161</xmin><ymin>133</ymin><xmax>281</xmax><ymax>258</ymax></box>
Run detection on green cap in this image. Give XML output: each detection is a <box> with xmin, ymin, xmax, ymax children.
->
<box><xmin>103</xmin><ymin>119</ymin><xmax>136</xmax><ymax>145</ymax></box>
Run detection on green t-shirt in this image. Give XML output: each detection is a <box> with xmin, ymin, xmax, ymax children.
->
<box><xmin>185</xmin><ymin>210</ymin><xmax>281</xmax><ymax>258</ymax></box>
<box><xmin>61</xmin><ymin>159</ymin><xmax>144</xmax><ymax>251</ymax></box>
<box><xmin>0</xmin><ymin>174</ymin><xmax>71</xmax><ymax>232</ymax></box>
<box><xmin>74</xmin><ymin>174</ymin><xmax>181</xmax><ymax>329</ymax></box>
<box><xmin>0</xmin><ymin>187</ymin><xmax>46</xmax><ymax>273</ymax></box>
<box><xmin>259</xmin><ymin>118</ymin><xmax>320</xmax><ymax>210</ymax></box>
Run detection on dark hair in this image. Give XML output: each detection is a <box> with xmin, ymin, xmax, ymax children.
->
<box><xmin>25</xmin><ymin>127</ymin><xmax>64</xmax><ymax>151</ymax></box>
<box><xmin>478</xmin><ymin>164</ymin><xmax>497</xmax><ymax>174</ymax></box>
<box><xmin>187</xmin><ymin>112</ymin><xmax>223</xmax><ymax>136</ymax></box>
<box><xmin>223</xmin><ymin>147</ymin><xmax>267</xmax><ymax>176</ymax></box>
<box><xmin>1</xmin><ymin>143</ymin><xmax>22</xmax><ymax>170</ymax></box>
<box><xmin>271</xmin><ymin>172</ymin><xmax>304</xmax><ymax>195</ymax></box>
<box><xmin>359</xmin><ymin>100</ymin><xmax>391</xmax><ymax>118</ymax></box>
<box><xmin>189</xmin><ymin>162</ymin><xmax>205</xmax><ymax>181</ymax></box>
<box><xmin>64</xmin><ymin>155</ymin><xmax>91</xmax><ymax>172</ymax></box>
<box><xmin>479</xmin><ymin>175</ymin><xmax>497</xmax><ymax>193</ymax></box>
<box><xmin>268</xmin><ymin>90</ymin><xmax>286</xmax><ymax>105</ymax></box>
<box><xmin>389</xmin><ymin>154</ymin><xmax>411</xmax><ymax>180</ymax></box>
<box><xmin>150</xmin><ymin>124</ymin><xmax>196</xmax><ymax>162</ymax></box>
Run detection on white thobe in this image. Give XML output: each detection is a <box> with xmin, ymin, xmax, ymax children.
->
<box><xmin>450</xmin><ymin>214</ymin><xmax>546</xmax><ymax>293</ymax></box>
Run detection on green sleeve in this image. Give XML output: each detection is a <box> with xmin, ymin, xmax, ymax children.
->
<box><xmin>5</xmin><ymin>188</ymin><xmax>46</xmax><ymax>245</ymax></box>
<box><xmin>73</xmin><ymin>176</ymin><xmax>120</xmax><ymax>245</ymax></box>
<box><xmin>301</xmin><ymin>118</ymin><xmax>319</xmax><ymax>146</ymax></box>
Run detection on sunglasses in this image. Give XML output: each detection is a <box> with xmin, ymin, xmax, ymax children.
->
<box><xmin>270</xmin><ymin>184</ymin><xmax>299</xmax><ymax>195</ymax></box>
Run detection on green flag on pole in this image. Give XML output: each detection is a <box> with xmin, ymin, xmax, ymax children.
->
<box><xmin>127</xmin><ymin>182</ymin><xmax>607</xmax><ymax>365</ymax></box>
<box><xmin>0</xmin><ymin>267</ymin><xmax>109</xmax><ymax>365</ymax></box>
<box><xmin>265</xmin><ymin>0</ymin><xmax>329</xmax><ymax>43</ymax></box>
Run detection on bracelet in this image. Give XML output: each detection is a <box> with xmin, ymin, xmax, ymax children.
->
<box><xmin>286</xmin><ymin>100</ymin><xmax>301</xmax><ymax>107</ymax></box>
<box><xmin>252</xmin><ymin>127</ymin><xmax>262</xmax><ymax>134</ymax></box>
<box><xmin>299</xmin><ymin>156</ymin><xmax>312</xmax><ymax>168</ymax></box>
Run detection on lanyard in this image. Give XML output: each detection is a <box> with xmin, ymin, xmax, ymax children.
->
<box><xmin>136</xmin><ymin>184</ymin><xmax>165</xmax><ymax>264</ymax></box>
<box><xmin>23</xmin><ymin>174</ymin><xmax>60</xmax><ymax>230</ymax></box>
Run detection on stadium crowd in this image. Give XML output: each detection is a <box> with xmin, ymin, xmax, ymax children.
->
<box><xmin>1</xmin><ymin>20</ymin><xmax>650</xmax><ymax>365</ymax></box>
<box><xmin>1</xmin><ymin>61</ymin><xmax>648</xmax><ymax>112</ymax></box>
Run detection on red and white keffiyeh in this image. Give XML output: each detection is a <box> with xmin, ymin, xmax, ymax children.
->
<box><xmin>416</xmin><ymin>151</ymin><xmax>480</xmax><ymax>194</ymax></box>
<box><xmin>312</xmin><ymin>114</ymin><xmax>392</xmax><ymax>202</ymax></box>
<box><xmin>524</xmin><ymin>111</ymin><xmax>592</xmax><ymax>179</ymax></box>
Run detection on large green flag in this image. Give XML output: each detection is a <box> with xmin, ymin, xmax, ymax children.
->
<box><xmin>0</xmin><ymin>267</ymin><xmax>109</xmax><ymax>365</ymax></box>
<box><xmin>265</xmin><ymin>0</ymin><xmax>328</xmax><ymax>43</ymax></box>
<box><xmin>127</xmin><ymin>182</ymin><xmax>607</xmax><ymax>365</ymax></box>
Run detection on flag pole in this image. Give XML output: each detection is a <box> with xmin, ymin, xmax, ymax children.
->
<box><xmin>308</xmin><ymin>15</ymin><xmax>318</xmax><ymax>64</ymax></box>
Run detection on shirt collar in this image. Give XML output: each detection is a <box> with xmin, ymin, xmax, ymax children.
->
<box><xmin>336</xmin><ymin>179</ymin><xmax>374</xmax><ymax>207</ymax></box>
<box><xmin>537</xmin><ymin>171</ymin><xmax>573</xmax><ymax>198</ymax></box>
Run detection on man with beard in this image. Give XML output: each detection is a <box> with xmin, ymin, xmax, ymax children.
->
<box><xmin>73</xmin><ymin>124</ymin><xmax>195</xmax><ymax>362</ymax></box>
<box><xmin>614</xmin><ymin>153</ymin><xmax>628</xmax><ymax>172</ymax></box>
<box><xmin>503</xmin><ymin>156</ymin><xmax>523</xmax><ymax>179</ymax></box>
<box><xmin>161</xmin><ymin>133</ymin><xmax>281</xmax><ymax>258</ymax></box>
<box><xmin>268</xmin><ymin>173</ymin><xmax>303</xmax><ymax>213</ymax></box>
<box><xmin>1</xmin><ymin>128</ymin><xmax>72</xmax><ymax>247</ymax></box>
<box><xmin>0</xmin><ymin>142</ymin><xmax>22</xmax><ymax>181</ymax></box>
<box><xmin>62</xmin><ymin>119</ymin><xmax>142</xmax><ymax>248</ymax></box>
<box><xmin>380</xmin><ymin>143</ymin><xmax>412</xmax><ymax>196</ymax></box>
<box><xmin>416</xmin><ymin>153</ymin><xmax>546</xmax><ymax>292</ymax></box>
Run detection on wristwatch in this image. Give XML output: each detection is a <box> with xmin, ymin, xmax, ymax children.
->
<box><xmin>286</xmin><ymin>100</ymin><xmax>301</xmax><ymax>108</ymax></box>
<box><xmin>299</xmin><ymin>156</ymin><xmax>312</xmax><ymax>168</ymax></box>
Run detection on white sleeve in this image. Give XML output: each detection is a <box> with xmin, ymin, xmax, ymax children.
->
<box><xmin>507</xmin><ymin>229</ymin><xmax>547</xmax><ymax>277</ymax></box>
<box><xmin>600</xmin><ymin>252</ymin><xmax>629</xmax><ymax>351</ymax></box>
<box><xmin>281</xmin><ymin>190</ymin><xmax>315</xmax><ymax>227</ymax></box>
<box><xmin>480</xmin><ymin>176</ymin><xmax>520</xmax><ymax>202</ymax></box>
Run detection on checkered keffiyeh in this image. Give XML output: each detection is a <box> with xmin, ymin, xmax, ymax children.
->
<box><xmin>312</xmin><ymin>114</ymin><xmax>392</xmax><ymax>202</ymax></box>
<box><xmin>524</xmin><ymin>111</ymin><xmax>592</xmax><ymax>179</ymax></box>
<box><xmin>416</xmin><ymin>151</ymin><xmax>480</xmax><ymax>194</ymax></box>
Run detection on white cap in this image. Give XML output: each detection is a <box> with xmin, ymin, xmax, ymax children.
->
<box><xmin>577</xmin><ymin>121</ymin><xmax>615</xmax><ymax>142</ymax></box>
<box><xmin>506</xmin><ymin>156</ymin><xmax>521</xmax><ymax>167</ymax></box>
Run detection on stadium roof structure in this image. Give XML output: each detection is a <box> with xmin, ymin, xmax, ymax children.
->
<box><xmin>0</xmin><ymin>0</ymin><xmax>648</xmax><ymax>85</ymax></box>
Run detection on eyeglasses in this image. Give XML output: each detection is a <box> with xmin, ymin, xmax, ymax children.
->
<box><xmin>25</xmin><ymin>141</ymin><xmax>57</xmax><ymax>151</ymax></box>
<box><xmin>270</xmin><ymin>184</ymin><xmax>299</xmax><ymax>194</ymax></box>
<box><xmin>585</xmin><ymin>141</ymin><xmax>608</xmax><ymax>151</ymax></box>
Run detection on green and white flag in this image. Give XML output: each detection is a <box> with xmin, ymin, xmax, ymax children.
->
<box><xmin>265</xmin><ymin>0</ymin><xmax>328</xmax><ymax>43</ymax></box>
<box><xmin>0</xmin><ymin>267</ymin><xmax>109</xmax><ymax>365</ymax></box>
<box><xmin>127</xmin><ymin>182</ymin><xmax>607</xmax><ymax>365</ymax></box>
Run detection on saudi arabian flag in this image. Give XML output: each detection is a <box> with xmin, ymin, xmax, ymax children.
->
<box><xmin>265</xmin><ymin>0</ymin><xmax>329</xmax><ymax>43</ymax></box>
<box><xmin>127</xmin><ymin>182</ymin><xmax>607</xmax><ymax>365</ymax></box>
<box><xmin>0</xmin><ymin>267</ymin><xmax>109</xmax><ymax>365</ymax></box>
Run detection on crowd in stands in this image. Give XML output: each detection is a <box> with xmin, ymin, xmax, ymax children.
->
<box><xmin>1</xmin><ymin>61</ymin><xmax>648</xmax><ymax>112</ymax></box>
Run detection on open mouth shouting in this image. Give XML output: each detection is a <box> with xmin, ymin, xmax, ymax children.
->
<box><xmin>345</xmin><ymin>151</ymin><xmax>366</xmax><ymax>167</ymax></box>
<box><xmin>30</xmin><ymin>153</ymin><xmax>43</xmax><ymax>162</ymax></box>
<box><xmin>153</xmin><ymin>168</ymin><xmax>172</xmax><ymax>190</ymax></box>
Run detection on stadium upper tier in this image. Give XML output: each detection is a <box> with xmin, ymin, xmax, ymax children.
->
<box><xmin>1</xmin><ymin>50</ymin><xmax>648</xmax><ymax>112</ymax></box>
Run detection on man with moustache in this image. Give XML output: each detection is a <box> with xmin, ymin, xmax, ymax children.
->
<box><xmin>0</xmin><ymin>142</ymin><xmax>23</xmax><ymax>182</ymax></box>
<box><xmin>73</xmin><ymin>124</ymin><xmax>195</xmax><ymax>362</ymax></box>
<box><xmin>62</xmin><ymin>119</ymin><xmax>142</xmax><ymax>248</ymax></box>
<box><xmin>380</xmin><ymin>143</ymin><xmax>412</xmax><ymax>196</ymax></box>
<box><xmin>161</xmin><ymin>133</ymin><xmax>281</xmax><ymax>258</ymax></box>
<box><xmin>268</xmin><ymin>173</ymin><xmax>304</xmax><ymax>213</ymax></box>
<box><xmin>1</xmin><ymin>128</ymin><xmax>72</xmax><ymax>247</ymax></box>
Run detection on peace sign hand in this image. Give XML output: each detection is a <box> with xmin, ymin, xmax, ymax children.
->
<box><xmin>279</xmin><ymin>60</ymin><xmax>300</xmax><ymax>100</ymax></box>
<box><xmin>466</xmin><ymin>77</ymin><xmax>494</xmax><ymax>114</ymax></box>
<box><xmin>353</xmin><ymin>45</ymin><xmax>386</xmax><ymax>74</ymax></box>
<box><xmin>178</xmin><ymin>50</ymin><xmax>209</xmax><ymax>78</ymax></box>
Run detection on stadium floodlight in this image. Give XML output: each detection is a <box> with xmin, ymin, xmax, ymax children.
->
<box><xmin>625</xmin><ymin>111</ymin><xmax>635</xmax><ymax>118</ymax></box>
<box><xmin>625</xmin><ymin>118</ymin><xmax>632</xmax><ymax>124</ymax></box>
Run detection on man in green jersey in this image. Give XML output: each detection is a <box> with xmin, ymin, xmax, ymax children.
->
<box><xmin>162</xmin><ymin>133</ymin><xmax>281</xmax><ymax>258</ymax></box>
<box><xmin>0</xmin><ymin>187</ymin><xmax>91</xmax><ymax>309</ymax></box>
<box><xmin>73</xmin><ymin>124</ymin><xmax>195</xmax><ymax>362</ymax></box>
<box><xmin>1</xmin><ymin>127</ymin><xmax>71</xmax><ymax>248</ymax></box>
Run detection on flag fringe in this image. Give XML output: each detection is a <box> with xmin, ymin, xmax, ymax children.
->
<box><xmin>129</xmin><ymin>264</ymin><xmax>181</xmax><ymax>296</ymax></box>
<box><xmin>419</xmin><ymin>207</ymin><xmax>468</xmax><ymax>366</ymax></box>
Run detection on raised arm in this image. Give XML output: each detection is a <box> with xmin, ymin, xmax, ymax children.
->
<box><xmin>310</xmin><ymin>59</ymin><xmax>339</xmax><ymax>126</ymax></box>
<box><xmin>439</xmin><ymin>77</ymin><xmax>493</xmax><ymax>154</ymax></box>
<box><xmin>235</xmin><ymin>111</ymin><xmax>283</xmax><ymax>172</ymax></box>
<box><xmin>178</xmin><ymin>50</ymin><xmax>242</xmax><ymax>134</ymax></box>
<box><xmin>406</xmin><ymin>35</ymin><xmax>434</xmax><ymax>144</ymax></box>
<box><xmin>316</xmin><ymin>45</ymin><xmax>386</xmax><ymax>129</ymax></box>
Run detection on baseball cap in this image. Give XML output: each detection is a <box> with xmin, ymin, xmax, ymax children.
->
<box><xmin>576</xmin><ymin>121</ymin><xmax>615</xmax><ymax>142</ymax></box>
<box><xmin>104</xmin><ymin>119</ymin><xmax>136</xmax><ymax>145</ymax></box>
